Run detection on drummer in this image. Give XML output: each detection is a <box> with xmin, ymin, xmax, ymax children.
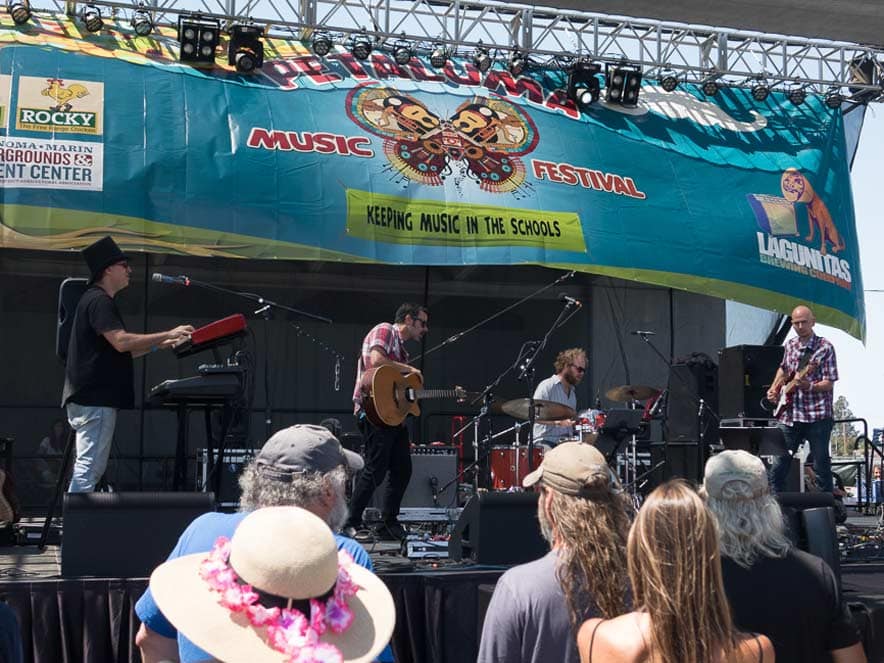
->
<box><xmin>532</xmin><ymin>347</ymin><xmax>586</xmax><ymax>447</ymax></box>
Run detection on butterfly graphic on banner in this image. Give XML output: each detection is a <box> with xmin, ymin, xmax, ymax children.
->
<box><xmin>345</xmin><ymin>85</ymin><xmax>540</xmax><ymax>195</ymax></box>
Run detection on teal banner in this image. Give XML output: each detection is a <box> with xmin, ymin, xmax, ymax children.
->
<box><xmin>0</xmin><ymin>17</ymin><xmax>865</xmax><ymax>338</ymax></box>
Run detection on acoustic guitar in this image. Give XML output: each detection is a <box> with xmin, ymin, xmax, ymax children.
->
<box><xmin>360</xmin><ymin>364</ymin><xmax>467</xmax><ymax>427</ymax></box>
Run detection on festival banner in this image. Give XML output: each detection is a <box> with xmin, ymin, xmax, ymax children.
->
<box><xmin>0</xmin><ymin>16</ymin><xmax>865</xmax><ymax>338</ymax></box>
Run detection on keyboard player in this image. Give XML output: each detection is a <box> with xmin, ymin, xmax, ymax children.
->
<box><xmin>61</xmin><ymin>236</ymin><xmax>194</xmax><ymax>493</ymax></box>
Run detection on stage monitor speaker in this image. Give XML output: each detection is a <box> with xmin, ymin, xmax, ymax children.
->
<box><xmin>650</xmin><ymin>442</ymin><xmax>704</xmax><ymax>485</ymax></box>
<box><xmin>448</xmin><ymin>492</ymin><xmax>547</xmax><ymax>565</ymax></box>
<box><xmin>718</xmin><ymin>345</ymin><xmax>784</xmax><ymax>419</ymax></box>
<box><xmin>666</xmin><ymin>357</ymin><xmax>718</xmax><ymax>443</ymax></box>
<box><xmin>56</xmin><ymin>277</ymin><xmax>89</xmax><ymax>364</ymax></box>
<box><xmin>775</xmin><ymin>493</ymin><xmax>840</xmax><ymax>591</ymax></box>
<box><xmin>370</xmin><ymin>448</ymin><xmax>458</xmax><ymax>508</ymax></box>
<box><xmin>62</xmin><ymin>491</ymin><xmax>215</xmax><ymax>578</ymax></box>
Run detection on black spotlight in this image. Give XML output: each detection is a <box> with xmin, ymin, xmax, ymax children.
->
<box><xmin>178</xmin><ymin>15</ymin><xmax>220</xmax><ymax>65</ymax></box>
<box><xmin>567</xmin><ymin>60</ymin><xmax>601</xmax><ymax>108</ymax></box>
<box><xmin>473</xmin><ymin>47</ymin><xmax>492</xmax><ymax>73</ymax></box>
<box><xmin>392</xmin><ymin>39</ymin><xmax>412</xmax><ymax>66</ymax></box>
<box><xmin>751</xmin><ymin>79</ymin><xmax>770</xmax><ymax>102</ymax></box>
<box><xmin>660</xmin><ymin>71</ymin><xmax>679</xmax><ymax>92</ymax></box>
<box><xmin>605</xmin><ymin>62</ymin><xmax>643</xmax><ymax>106</ymax></box>
<box><xmin>80</xmin><ymin>4</ymin><xmax>103</xmax><ymax>33</ymax></box>
<box><xmin>311</xmin><ymin>32</ymin><xmax>333</xmax><ymax>57</ymax></box>
<box><xmin>509</xmin><ymin>51</ymin><xmax>527</xmax><ymax>76</ymax></box>
<box><xmin>131</xmin><ymin>8</ymin><xmax>154</xmax><ymax>37</ymax></box>
<box><xmin>824</xmin><ymin>87</ymin><xmax>844</xmax><ymax>109</ymax></box>
<box><xmin>350</xmin><ymin>32</ymin><xmax>372</xmax><ymax>61</ymax></box>
<box><xmin>429</xmin><ymin>44</ymin><xmax>448</xmax><ymax>69</ymax></box>
<box><xmin>7</xmin><ymin>0</ymin><xmax>30</xmax><ymax>25</ymax></box>
<box><xmin>788</xmin><ymin>85</ymin><xmax>807</xmax><ymax>106</ymax></box>
<box><xmin>228</xmin><ymin>23</ymin><xmax>264</xmax><ymax>73</ymax></box>
<box><xmin>701</xmin><ymin>77</ymin><xmax>720</xmax><ymax>96</ymax></box>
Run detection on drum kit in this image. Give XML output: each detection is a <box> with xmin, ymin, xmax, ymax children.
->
<box><xmin>484</xmin><ymin>383</ymin><xmax>662</xmax><ymax>492</ymax></box>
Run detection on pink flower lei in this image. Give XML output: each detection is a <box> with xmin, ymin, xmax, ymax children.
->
<box><xmin>199</xmin><ymin>536</ymin><xmax>361</xmax><ymax>663</ymax></box>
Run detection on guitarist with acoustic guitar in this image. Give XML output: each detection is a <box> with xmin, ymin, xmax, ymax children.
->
<box><xmin>344</xmin><ymin>303</ymin><xmax>429</xmax><ymax>541</ymax></box>
<box><xmin>766</xmin><ymin>305</ymin><xmax>838</xmax><ymax>494</ymax></box>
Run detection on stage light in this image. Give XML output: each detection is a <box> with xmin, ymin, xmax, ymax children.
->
<box><xmin>788</xmin><ymin>85</ymin><xmax>807</xmax><ymax>106</ymax></box>
<box><xmin>701</xmin><ymin>77</ymin><xmax>720</xmax><ymax>96</ymax></box>
<box><xmin>131</xmin><ymin>8</ymin><xmax>154</xmax><ymax>37</ymax></box>
<box><xmin>566</xmin><ymin>59</ymin><xmax>601</xmax><ymax>108</ymax></box>
<box><xmin>350</xmin><ymin>32</ymin><xmax>372</xmax><ymax>61</ymax></box>
<box><xmin>7</xmin><ymin>0</ymin><xmax>30</xmax><ymax>25</ymax></box>
<box><xmin>605</xmin><ymin>62</ymin><xmax>642</xmax><ymax>106</ymax></box>
<box><xmin>178</xmin><ymin>15</ymin><xmax>219</xmax><ymax>65</ymax></box>
<box><xmin>311</xmin><ymin>32</ymin><xmax>333</xmax><ymax>57</ymax></box>
<box><xmin>228</xmin><ymin>23</ymin><xmax>264</xmax><ymax>73</ymax></box>
<box><xmin>392</xmin><ymin>39</ymin><xmax>412</xmax><ymax>66</ymax></box>
<box><xmin>509</xmin><ymin>51</ymin><xmax>527</xmax><ymax>76</ymax></box>
<box><xmin>751</xmin><ymin>79</ymin><xmax>770</xmax><ymax>102</ymax></box>
<box><xmin>473</xmin><ymin>47</ymin><xmax>492</xmax><ymax>73</ymax></box>
<box><xmin>824</xmin><ymin>87</ymin><xmax>844</xmax><ymax>109</ymax></box>
<box><xmin>660</xmin><ymin>71</ymin><xmax>679</xmax><ymax>92</ymax></box>
<box><xmin>80</xmin><ymin>4</ymin><xmax>103</xmax><ymax>33</ymax></box>
<box><xmin>429</xmin><ymin>44</ymin><xmax>448</xmax><ymax>69</ymax></box>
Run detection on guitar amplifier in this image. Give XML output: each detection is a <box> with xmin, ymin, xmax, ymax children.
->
<box><xmin>370</xmin><ymin>446</ymin><xmax>458</xmax><ymax>509</ymax></box>
<box><xmin>196</xmin><ymin>448</ymin><xmax>255</xmax><ymax>508</ymax></box>
<box><xmin>719</xmin><ymin>345</ymin><xmax>784</xmax><ymax>419</ymax></box>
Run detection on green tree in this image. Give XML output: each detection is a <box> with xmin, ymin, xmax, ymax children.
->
<box><xmin>831</xmin><ymin>395</ymin><xmax>860</xmax><ymax>457</ymax></box>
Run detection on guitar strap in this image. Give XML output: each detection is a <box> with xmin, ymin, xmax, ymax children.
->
<box><xmin>796</xmin><ymin>345</ymin><xmax>814</xmax><ymax>372</ymax></box>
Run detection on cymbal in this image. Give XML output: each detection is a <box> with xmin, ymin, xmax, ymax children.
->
<box><xmin>605</xmin><ymin>384</ymin><xmax>660</xmax><ymax>402</ymax></box>
<box><xmin>500</xmin><ymin>398</ymin><xmax>576</xmax><ymax>421</ymax></box>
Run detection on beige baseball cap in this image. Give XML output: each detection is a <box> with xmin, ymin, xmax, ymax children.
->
<box><xmin>523</xmin><ymin>442</ymin><xmax>614</xmax><ymax>497</ymax></box>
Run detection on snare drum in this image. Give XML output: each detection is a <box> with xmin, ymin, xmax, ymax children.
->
<box><xmin>576</xmin><ymin>409</ymin><xmax>606</xmax><ymax>438</ymax></box>
<box><xmin>490</xmin><ymin>445</ymin><xmax>544</xmax><ymax>490</ymax></box>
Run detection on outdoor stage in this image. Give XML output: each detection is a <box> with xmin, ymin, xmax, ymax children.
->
<box><xmin>1</xmin><ymin>517</ymin><xmax>884</xmax><ymax>663</ymax></box>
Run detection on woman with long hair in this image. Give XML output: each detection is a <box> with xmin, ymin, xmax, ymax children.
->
<box><xmin>577</xmin><ymin>480</ymin><xmax>775</xmax><ymax>663</ymax></box>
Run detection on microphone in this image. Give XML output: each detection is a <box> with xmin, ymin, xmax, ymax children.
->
<box><xmin>429</xmin><ymin>476</ymin><xmax>439</xmax><ymax>505</ymax></box>
<box><xmin>630</xmin><ymin>330</ymin><xmax>656</xmax><ymax>336</ymax></box>
<box><xmin>152</xmin><ymin>273</ymin><xmax>190</xmax><ymax>286</ymax></box>
<box><xmin>558</xmin><ymin>293</ymin><xmax>582</xmax><ymax>307</ymax></box>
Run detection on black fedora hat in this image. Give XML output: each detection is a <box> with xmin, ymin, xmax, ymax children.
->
<box><xmin>82</xmin><ymin>236</ymin><xmax>129</xmax><ymax>283</ymax></box>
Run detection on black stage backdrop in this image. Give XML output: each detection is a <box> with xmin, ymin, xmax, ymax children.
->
<box><xmin>0</xmin><ymin>570</ymin><xmax>505</xmax><ymax>663</ymax></box>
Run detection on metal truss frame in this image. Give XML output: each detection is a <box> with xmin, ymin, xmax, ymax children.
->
<box><xmin>36</xmin><ymin>0</ymin><xmax>884</xmax><ymax>100</ymax></box>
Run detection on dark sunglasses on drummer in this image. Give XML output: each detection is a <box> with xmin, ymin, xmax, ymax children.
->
<box><xmin>570</xmin><ymin>364</ymin><xmax>586</xmax><ymax>373</ymax></box>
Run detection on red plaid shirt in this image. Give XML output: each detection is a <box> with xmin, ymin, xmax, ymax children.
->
<box><xmin>777</xmin><ymin>333</ymin><xmax>838</xmax><ymax>425</ymax></box>
<box><xmin>352</xmin><ymin>322</ymin><xmax>410</xmax><ymax>413</ymax></box>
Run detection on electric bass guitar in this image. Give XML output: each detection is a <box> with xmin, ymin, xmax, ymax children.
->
<box><xmin>764</xmin><ymin>358</ymin><xmax>819</xmax><ymax>419</ymax></box>
<box><xmin>360</xmin><ymin>364</ymin><xmax>467</xmax><ymax>427</ymax></box>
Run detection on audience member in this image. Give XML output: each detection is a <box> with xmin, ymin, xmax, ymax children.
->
<box><xmin>135</xmin><ymin>424</ymin><xmax>382</xmax><ymax>663</ymax></box>
<box><xmin>149</xmin><ymin>506</ymin><xmax>395</xmax><ymax>663</ymax></box>
<box><xmin>478</xmin><ymin>442</ymin><xmax>631</xmax><ymax>663</ymax></box>
<box><xmin>704</xmin><ymin>450</ymin><xmax>865</xmax><ymax>663</ymax></box>
<box><xmin>578</xmin><ymin>480</ymin><xmax>774</xmax><ymax>663</ymax></box>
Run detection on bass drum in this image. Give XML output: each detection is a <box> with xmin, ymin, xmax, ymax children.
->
<box><xmin>490</xmin><ymin>446</ymin><xmax>544</xmax><ymax>490</ymax></box>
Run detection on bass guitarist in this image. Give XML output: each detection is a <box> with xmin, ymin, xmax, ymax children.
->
<box><xmin>766</xmin><ymin>305</ymin><xmax>838</xmax><ymax>494</ymax></box>
<box><xmin>344</xmin><ymin>303</ymin><xmax>428</xmax><ymax>541</ymax></box>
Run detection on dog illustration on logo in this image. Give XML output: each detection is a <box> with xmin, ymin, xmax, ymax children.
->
<box><xmin>41</xmin><ymin>79</ymin><xmax>90</xmax><ymax>113</ymax></box>
<box><xmin>780</xmin><ymin>168</ymin><xmax>845</xmax><ymax>255</ymax></box>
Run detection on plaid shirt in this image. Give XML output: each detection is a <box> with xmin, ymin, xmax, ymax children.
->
<box><xmin>352</xmin><ymin>322</ymin><xmax>410</xmax><ymax>413</ymax></box>
<box><xmin>777</xmin><ymin>333</ymin><xmax>838</xmax><ymax>425</ymax></box>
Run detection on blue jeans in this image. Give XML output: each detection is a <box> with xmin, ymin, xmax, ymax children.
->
<box><xmin>770</xmin><ymin>419</ymin><xmax>835</xmax><ymax>493</ymax></box>
<box><xmin>66</xmin><ymin>403</ymin><xmax>117</xmax><ymax>492</ymax></box>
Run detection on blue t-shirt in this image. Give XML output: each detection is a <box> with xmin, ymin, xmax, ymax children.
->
<box><xmin>135</xmin><ymin>511</ymin><xmax>390</xmax><ymax>662</ymax></box>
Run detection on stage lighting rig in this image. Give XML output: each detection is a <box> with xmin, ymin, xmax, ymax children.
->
<box><xmin>131</xmin><ymin>7</ymin><xmax>154</xmax><ymax>37</ymax></box>
<box><xmin>228</xmin><ymin>23</ymin><xmax>264</xmax><ymax>73</ymax></box>
<box><xmin>178</xmin><ymin>15</ymin><xmax>220</xmax><ymax>65</ymax></box>
<box><xmin>509</xmin><ymin>51</ymin><xmax>527</xmax><ymax>76</ymax></box>
<box><xmin>349</xmin><ymin>32</ymin><xmax>372</xmax><ymax>61</ymax></box>
<box><xmin>660</xmin><ymin>70</ymin><xmax>679</xmax><ymax>92</ymax></box>
<box><xmin>311</xmin><ymin>32</ymin><xmax>333</xmax><ymax>57</ymax></box>
<box><xmin>392</xmin><ymin>38</ymin><xmax>413</xmax><ymax>66</ymax></box>
<box><xmin>787</xmin><ymin>84</ymin><xmax>807</xmax><ymax>106</ymax></box>
<box><xmin>429</xmin><ymin>43</ymin><xmax>448</xmax><ymax>69</ymax></box>
<box><xmin>751</xmin><ymin>78</ymin><xmax>770</xmax><ymax>102</ymax></box>
<box><xmin>473</xmin><ymin>46</ymin><xmax>492</xmax><ymax>73</ymax></box>
<box><xmin>605</xmin><ymin>62</ymin><xmax>642</xmax><ymax>106</ymax></box>
<box><xmin>80</xmin><ymin>4</ymin><xmax>103</xmax><ymax>33</ymax></box>
<box><xmin>824</xmin><ymin>87</ymin><xmax>844</xmax><ymax>109</ymax></box>
<box><xmin>7</xmin><ymin>0</ymin><xmax>30</xmax><ymax>25</ymax></box>
<box><xmin>566</xmin><ymin>60</ymin><xmax>601</xmax><ymax>108</ymax></box>
<box><xmin>701</xmin><ymin>77</ymin><xmax>720</xmax><ymax>96</ymax></box>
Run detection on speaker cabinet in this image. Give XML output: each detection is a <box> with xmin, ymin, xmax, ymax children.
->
<box><xmin>666</xmin><ymin>358</ymin><xmax>719</xmax><ymax>443</ymax></box>
<box><xmin>718</xmin><ymin>345</ymin><xmax>784</xmax><ymax>419</ymax></box>
<box><xmin>62</xmin><ymin>491</ymin><xmax>215</xmax><ymax>578</ymax></box>
<box><xmin>448</xmin><ymin>492</ymin><xmax>547</xmax><ymax>565</ymax></box>
<box><xmin>56</xmin><ymin>277</ymin><xmax>89</xmax><ymax>364</ymax></box>
<box><xmin>371</xmin><ymin>448</ymin><xmax>458</xmax><ymax>508</ymax></box>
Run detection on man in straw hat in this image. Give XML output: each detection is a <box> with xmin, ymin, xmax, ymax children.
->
<box><xmin>136</xmin><ymin>424</ymin><xmax>392</xmax><ymax>663</ymax></box>
<box><xmin>477</xmin><ymin>442</ymin><xmax>631</xmax><ymax>663</ymax></box>
<box><xmin>149</xmin><ymin>506</ymin><xmax>396</xmax><ymax>663</ymax></box>
<box><xmin>62</xmin><ymin>235</ymin><xmax>194</xmax><ymax>492</ymax></box>
<box><xmin>703</xmin><ymin>450</ymin><xmax>865</xmax><ymax>663</ymax></box>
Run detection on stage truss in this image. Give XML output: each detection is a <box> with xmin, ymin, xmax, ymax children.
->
<box><xmin>23</xmin><ymin>0</ymin><xmax>884</xmax><ymax>100</ymax></box>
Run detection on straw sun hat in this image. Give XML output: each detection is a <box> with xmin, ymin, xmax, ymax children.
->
<box><xmin>150</xmin><ymin>507</ymin><xmax>395</xmax><ymax>663</ymax></box>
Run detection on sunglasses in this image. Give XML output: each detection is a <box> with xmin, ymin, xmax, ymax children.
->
<box><xmin>570</xmin><ymin>364</ymin><xmax>586</xmax><ymax>373</ymax></box>
<box><xmin>414</xmin><ymin>318</ymin><xmax>429</xmax><ymax>328</ymax></box>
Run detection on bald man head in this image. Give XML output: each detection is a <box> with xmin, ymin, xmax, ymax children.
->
<box><xmin>790</xmin><ymin>305</ymin><xmax>816</xmax><ymax>339</ymax></box>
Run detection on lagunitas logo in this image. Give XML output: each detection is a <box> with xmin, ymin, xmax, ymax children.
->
<box><xmin>15</xmin><ymin>77</ymin><xmax>103</xmax><ymax>135</ymax></box>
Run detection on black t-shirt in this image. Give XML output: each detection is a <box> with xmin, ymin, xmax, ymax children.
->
<box><xmin>61</xmin><ymin>286</ymin><xmax>134</xmax><ymax>409</ymax></box>
<box><xmin>722</xmin><ymin>549</ymin><xmax>860</xmax><ymax>663</ymax></box>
